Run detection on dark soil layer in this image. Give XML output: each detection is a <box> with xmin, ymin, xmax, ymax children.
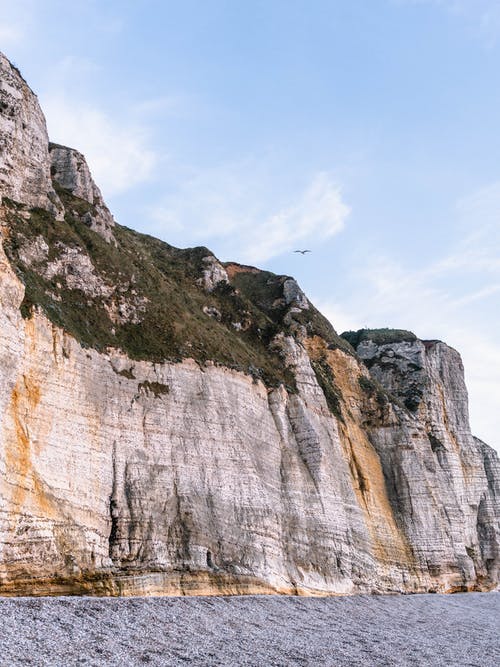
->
<box><xmin>0</xmin><ymin>592</ymin><xmax>498</xmax><ymax>666</ymax></box>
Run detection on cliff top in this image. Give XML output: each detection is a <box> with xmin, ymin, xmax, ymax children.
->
<box><xmin>341</xmin><ymin>328</ymin><xmax>418</xmax><ymax>348</ymax></box>
<box><xmin>0</xmin><ymin>51</ymin><xmax>33</xmax><ymax>94</ymax></box>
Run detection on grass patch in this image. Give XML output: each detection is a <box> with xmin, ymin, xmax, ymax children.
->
<box><xmin>138</xmin><ymin>381</ymin><xmax>170</xmax><ymax>397</ymax></box>
<box><xmin>114</xmin><ymin>367</ymin><xmax>136</xmax><ymax>379</ymax></box>
<box><xmin>357</xmin><ymin>375</ymin><xmax>388</xmax><ymax>407</ymax></box>
<box><xmin>341</xmin><ymin>328</ymin><xmax>417</xmax><ymax>348</ymax></box>
<box><xmin>310</xmin><ymin>358</ymin><xmax>344</xmax><ymax>421</ymax></box>
<box><xmin>231</xmin><ymin>271</ymin><xmax>354</xmax><ymax>355</ymax></box>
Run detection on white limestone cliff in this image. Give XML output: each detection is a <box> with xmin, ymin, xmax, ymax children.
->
<box><xmin>0</xmin><ymin>51</ymin><xmax>498</xmax><ymax>597</ymax></box>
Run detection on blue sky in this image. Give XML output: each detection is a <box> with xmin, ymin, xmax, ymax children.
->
<box><xmin>1</xmin><ymin>0</ymin><xmax>499</xmax><ymax>450</ymax></box>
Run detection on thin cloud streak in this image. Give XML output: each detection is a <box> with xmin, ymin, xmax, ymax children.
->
<box><xmin>245</xmin><ymin>174</ymin><xmax>349</xmax><ymax>263</ymax></box>
<box><xmin>150</xmin><ymin>170</ymin><xmax>350</xmax><ymax>263</ymax></box>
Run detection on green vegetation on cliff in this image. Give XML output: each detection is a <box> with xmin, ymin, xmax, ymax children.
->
<box><xmin>341</xmin><ymin>328</ymin><xmax>417</xmax><ymax>348</ymax></box>
<box><xmin>2</xmin><ymin>185</ymin><xmax>349</xmax><ymax>389</ymax></box>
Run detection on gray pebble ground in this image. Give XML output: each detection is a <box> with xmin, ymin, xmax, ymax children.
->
<box><xmin>0</xmin><ymin>592</ymin><xmax>498</xmax><ymax>666</ymax></box>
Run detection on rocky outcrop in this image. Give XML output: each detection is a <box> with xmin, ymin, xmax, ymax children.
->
<box><xmin>49</xmin><ymin>143</ymin><xmax>115</xmax><ymax>242</ymax></box>
<box><xmin>0</xmin><ymin>51</ymin><xmax>499</xmax><ymax>597</ymax></box>
<box><xmin>0</xmin><ymin>54</ymin><xmax>61</xmax><ymax>216</ymax></box>
<box><xmin>197</xmin><ymin>255</ymin><xmax>228</xmax><ymax>292</ymax></box>
<box><xmin>347</xmin><ymin>332</ymin><xmax>500</xmax><ymax>591</ymax></box>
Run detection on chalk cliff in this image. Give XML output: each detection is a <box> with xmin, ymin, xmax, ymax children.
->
<box><xmin>0</xmin><ymin>52</ymin><xmax>498</xmax><ymax>596</ymax></box>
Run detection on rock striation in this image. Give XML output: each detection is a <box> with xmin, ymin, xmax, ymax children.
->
<box><xmin>0</xmin><ymin>52</ymin><xmax>499</xmax><ymax>597</ymax></box>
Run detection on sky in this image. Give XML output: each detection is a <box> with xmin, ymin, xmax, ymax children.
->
<box><xmin>1</xmin><ymin>0</ymin><xmax>499</xmax><ymax>450</ymax></box>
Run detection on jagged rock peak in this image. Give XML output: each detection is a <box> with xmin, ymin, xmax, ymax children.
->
<box><xmin>0</xmin><ymin>52</ymin><xmax>62</xmax><ymax>216</ymax></box>
<box><xmin>0</xmin><ymin>52</ymin><xmax>114</xmax><ymax>242</ymax></box>
<box><xmin>49</xmin><ymin>143</ymin><xmax>115</xmax><ymax>242</ymax></box>
<box><xmin>283</xmin><ymin>278</ymin><xmax>309</xmax><ymax>310</ymax></box>
<box><xmin>342</xmin><ymin>328</ymin><xmax>463</xmax><ymax>415</ymax></box>
<box><xmin>341</xmin><ymin>327</ymin><xmax>418</xmax><ymax>348</ymax></box>
<box><xmin>196</xmin><ymin>254</ymin><xmax>228</xmax><ymax>292</ymax></box>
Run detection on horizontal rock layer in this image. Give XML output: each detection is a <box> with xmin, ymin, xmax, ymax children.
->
<box><xmin>0</xmin><ymin>51</ymin><xmax>499</xmax><ymax>596</ymax></box>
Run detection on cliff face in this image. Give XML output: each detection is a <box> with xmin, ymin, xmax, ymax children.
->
<box><xmin>0</xmin><ymin>54</ymin><xmax>61</xmax><ymax>216</ymax></box>
<box><xmin>347</xmin><ymin>332</ymin><xmax>500</xmax><ymax>588</ymax></box>
<box><xmin>0</xmin><ymin>52</ymin><xmax>498</xmax><ymax>596</ymax></box>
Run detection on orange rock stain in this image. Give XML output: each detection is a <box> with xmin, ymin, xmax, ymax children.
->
<box><xmin>304</xmin><ymin>336</ymin><xmax>415</xmax><ymax>568</ymax></box>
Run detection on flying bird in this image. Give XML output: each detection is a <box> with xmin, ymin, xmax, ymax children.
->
<box><xmin>293</xmin><ymin>249</ymin><xmax>311</xmax><ymax>254</ymax></box>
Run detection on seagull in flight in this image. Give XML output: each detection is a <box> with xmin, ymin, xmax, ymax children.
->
<box><xmin>293</xmin><ymin>249</ymin><xmax>311</xmax><ymax>254</ymax></box>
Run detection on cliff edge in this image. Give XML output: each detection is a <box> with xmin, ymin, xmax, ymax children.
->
<box><xmin>1</xmin><ymin>52</ymin><xmax>498</xmax><ymax>596</ymax></box>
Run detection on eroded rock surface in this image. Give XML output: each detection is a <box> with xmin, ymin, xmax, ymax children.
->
<box><xmin>49</xmin><ymin>144</ymin><xmax>115</xmax><ymax>242</ymax></box>
<box><xmin>0</xmin><ymin>54</ymin><xmax>61</xmax><ymax>216</ymax></box>
<box><xmin>197</xmin><ymin>255</ymin><xmax>228</xmax><ymax>292</ymax></box>
<box><xmin>0</xmin><ymin>51</ymin><xmax>499</xmax><ymax>597</ymax></box>
<box><xmin>349</xmin><ymin>333</ymin><xmax>500</xmax><ymax>591</ymax></box>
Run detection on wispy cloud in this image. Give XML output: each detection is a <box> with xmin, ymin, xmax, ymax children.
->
<box><xmin>245</xmin><ymin>174</ymin><xmax>349</xmax><ymax>263</ymax></box>
<box><xmin>41</xmin><ymin>94</ymin><xmax>158</xmax><ymax>197</ymax></box>
<box><xmin>150</xmin><ymin>170</ymin><xmax>350</xmax><ymax>263</ymax></box>
<box><xmin>36</xmin><ymin>55</ymin><xmax>159</xmax><ymax>198</ymax></box>
<box><xmin>45</xmin><ymin>54</ymin><xmax>349</xmax><ymax>262</ymax></box>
